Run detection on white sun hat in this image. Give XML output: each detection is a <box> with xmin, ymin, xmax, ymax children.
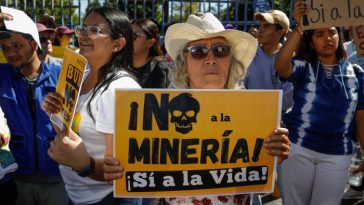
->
<box><xmin>165</xmin><ymin>12</ymin><xmax>258</xmax><ymax>70</ymax></box>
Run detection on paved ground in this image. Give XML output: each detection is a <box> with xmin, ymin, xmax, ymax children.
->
<box><xmin>261</xmin><ymin>195</ymin><xmax>364</xmax><ymax>205</ymax></box>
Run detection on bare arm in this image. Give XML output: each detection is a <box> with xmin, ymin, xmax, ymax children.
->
<box><xmin>275</xmin><ymin>1</ymin><xmax>308</xmax><ymax>79</ymax></box>
<box><xmin>48</xmin><ymin>129</ymin><xmax>112</xmax><ymax>181</ymax></box>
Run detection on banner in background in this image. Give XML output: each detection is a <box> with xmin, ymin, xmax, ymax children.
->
<box><xmin>253</xmin><ymin>0</ymin><xmax>271</xmax><ymax>13</ymax></box>
<box><xmin>301</xmin><ymin>0</ymin><xmax>364</xmax><ymax>30</ymax></box>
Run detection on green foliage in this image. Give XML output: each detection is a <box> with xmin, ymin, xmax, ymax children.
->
<box><xmin>6</xmin><ymin>0</ymin><xmax>79</xmax><ymax>27</ymax></box>
<box><xmin>3</xmin><ymin>0</ymin><xmax>292</xmax><ymax>30</ymax></box>
<box><xmin>272</xmin><ymin>0</ymin><xmax>291</xmax><ymax>14</ymax></box>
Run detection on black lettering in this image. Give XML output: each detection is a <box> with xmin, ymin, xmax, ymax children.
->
<box><xmin>129</xmin><ymin>138</ymin><xmax>150</xmax><ymax>164</ymax></box>
<box><xmin>348</xmin><ymin>0</ymin><xmax>352</xmax><ymax>18</ymax></box>
<box><xmin>143</xmin><ymin>93</ymin><xmax>169</xmax><ymax>130</ymax></box>
<box><xmin>63</xmin><ymin>84</ymin><xmax>76</xmax><ymax>112</ymax></box>
<box><xmin>160</xmin><ymin>138</ymin><xmax>179</xmax><ymax>164</ymax></box>
<box><xmin>229</xmin><ymin>138</ymin><xmax>249</xmax><ymax>163</ymax></box>
<box><xmin>330</xmin><ymin>7</ymin><xmax>342</xmax><ymax>20</ymax></box>
<box><xmin>309</xmin><ymin>0</ymin><xmax>321</xmax><ymax>23</ymax></box>
<box><xmin>221</xmin><ymin>138</ymin><xmax>229</xmax><ymax>163</ymax></box>
<box><xmin>354</xmin><ymin>6</ymin><xmax>364</xmax><ymax>18</ymax></box>
<box><xmin>152</xmin><ymin>138</ymin><xmax>160</xmax><ymax>164</ymax></box>
<box><xmin>181</xmin><ymin>139</ymin><xmax>198</xmax><ymax>164</ymax></box>
<box><xmin>128</xmin><ymin>102</ymin><xmax>138</xmax><ymax>130</ymax></box>
<box><xmin>200</xmin><ymin>139</ymin><xmax>219</xmax><ymax>164</ymax></box>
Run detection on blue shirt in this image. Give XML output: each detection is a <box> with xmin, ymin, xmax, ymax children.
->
<box><xmin>244</xmin><ymin>46</ymin><xmax>293</xmax><ymax>111</ymax></box>
<box><xmin>284</xmin><ymin>58</ymin><xmax>364</xmax><ymax>155</ymax></box>
<box><xmin>0</xmin><ymin>62</ymin><xmax>61</xmax><ymax>177</ymax></box>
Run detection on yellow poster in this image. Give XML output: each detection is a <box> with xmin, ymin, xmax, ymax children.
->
<box><xmin>0</xmin><ymin>51</ymin><xmax>7</xmax><ymax>63</ymax></box>
<box><xmin>114</xmin><ymin>89</ymin><xmax>282</xmax><ymax>197</ymax></box>
<box><xmin>50</xmin><ymin>48</ymin><xmax>87</xmax><ymax>131</ymax></box>
<box><xmin>51</xmin><ymin>46</ymin><xmax>78</xmax><ymax>58</ymax></box>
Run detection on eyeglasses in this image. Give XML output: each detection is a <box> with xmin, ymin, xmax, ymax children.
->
<box><xmin>0</xmin><ymin>42</ymin><xmax>25</xmax><ymax>52</ymax></box>
<box><xmin>133</xmin><ymin>32</ymin><xmax>147</xmax><ymax>40</ymax></box>
<box><xmin>184</xmin><ymin>44</ymin><xmax>231</xmax><ymax>59</ymax></box>
<box><xmin>75</xmin><ymin>25</ymin><xmax>110</xmax><ymax>37</ymax></box>
<box><xmin>39</xmin><ymin>35</ymin><xmax>55</xmax><ymax>43</ymax></box>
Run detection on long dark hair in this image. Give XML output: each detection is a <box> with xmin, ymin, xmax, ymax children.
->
<box><xmin>131</xmin><ymin>18</ymin><xmax>163</xmax><ymax>58</ymax></box>
<box><xmin>296</xmin><ymin>27</ymin><xmax>344</xmax><ymax>62</ymax></box>
<box><xmin>85</xmin><ymin>7</ymin><xmax>134</xmax><ymax>121</ymax></box>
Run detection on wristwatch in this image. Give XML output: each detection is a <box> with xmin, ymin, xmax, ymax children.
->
<box><xmin>76</xmin><ymin>156</ymin><xmax>95</xmax><ymax>177</ymax></box>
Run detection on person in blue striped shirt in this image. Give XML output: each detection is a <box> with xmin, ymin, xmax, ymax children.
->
<box><xmin>275</xmin><ymin>2</ymin><xmax>364</xmax><ymax>205</ymax></box>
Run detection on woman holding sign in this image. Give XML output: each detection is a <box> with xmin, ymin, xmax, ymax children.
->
<box><xmin>104</xmin><ymin>12</ymin><xmax>291</xmax><ymax>205</ymax></box>
<box><xmin>275</xmin><ymin>1</ymin><xmax>364</xmax><ymax>205</ymax></box>
<box><xmin>42</xmin><ymin>7</ymin><xmax>141</xmax><ymax>205</ymax></box>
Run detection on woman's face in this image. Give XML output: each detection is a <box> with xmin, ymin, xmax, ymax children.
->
<box><xmin>132</xmin><ymin>24</ymin><xmax>150</xmax><ymax>55</ymax></box>
<box><xmin>60</xmin><ymin>34</ymin><xmax>73</xmax><ymax>45</ymax></box>
<box><xmin>78</xmin><ymin>11</ymin><xmax>116</xmax><ymax>65</ymax></box>
<box><xmin>185</xmin><ymin>37</ymin><xmax>232</xmax><ymax>89</ymax></box>
<box><xmin>311</xmin><ymin>27</ymin><xmax>339</xmax><ymax>59</ymax></box>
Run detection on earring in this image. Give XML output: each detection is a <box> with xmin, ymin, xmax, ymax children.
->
<box><xmin>114</xmin><ymin>48</ymin><xmax>118</xmax><ymax>51</ymax></box>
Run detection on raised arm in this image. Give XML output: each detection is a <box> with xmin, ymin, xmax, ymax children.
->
<box><xmin>275</xmin><ymin>1</ymin><xmax>308</xmax><ymax>79</ymax></box>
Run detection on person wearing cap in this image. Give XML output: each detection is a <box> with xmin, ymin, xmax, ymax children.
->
<box><xmin>243</xmin><ymin>10</ymin><xmax>293</xmax><ymax>111</ymax></box>
<box><xmin>36</xmin><ymin>23</ymin><xmax>63</xmax><ymax>66</ymax></box>
<box><xmin>275</xmin><ymin>2</ymin><xmax>364</xmax><ymax>205</ymax></box>
<box><xmin>0</xmin><ymin>8</ymin><xmax>68</xmax><ymax>205</ymax></box>
<box><xmin>54</xmin><ymin>25</ymin><xmax>75</xmax><ymax>48</ymax></box>
<box><xmin>102</xmin><ymin>12</ymin><xmax>291</xmax><ymax>205</ymax></box>
<box><xmin>241</xmin><ymin>10</ymin><xmax>293</xmax><ymax>203</ymax></box>
<box><xmin>0</xmin><ymin>14</ymin><xmax>17</xmax><ymax>198</ymax></box>
<box><xmin>37</xmin><ymin>14</ymin><xmax>57</xmax><ymax>29</ymax></box>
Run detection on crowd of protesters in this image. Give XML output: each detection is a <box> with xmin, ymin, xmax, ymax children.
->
<box><xmin>0</xmin><ymin>1</ymin><xmax>364</xmax><ymax>205</ymax></box>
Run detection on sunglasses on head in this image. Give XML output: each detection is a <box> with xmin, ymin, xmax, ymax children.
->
<box><xmin>184</xmin><ymin>44</ymin><xmax>231</xmax><ymax>59</ymax></box>
<box><xmin>133</xmin><ymin>32</ymin><xmax>147</xmax><ymax>40</ymax></box>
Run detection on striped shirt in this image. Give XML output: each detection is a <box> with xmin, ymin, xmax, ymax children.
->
<box><xmin>284</xmin><ymin>58</ymin><xmax>364</xmax><ymax>155</ymax></box>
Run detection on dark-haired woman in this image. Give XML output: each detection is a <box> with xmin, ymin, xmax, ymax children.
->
<box><xmin>42</xmin><ymin>7</ymin><xmax>141</xmax><ymax>205</ymax></box>
<box><xmin>275</xmin><ymin>2</ymin><xmax>364</xmax><ymax>205</ymax></box>
<box><xmin>130</xmin><ymin>18</ymin><xmax>172</xmax><ymax>88</ymax></box>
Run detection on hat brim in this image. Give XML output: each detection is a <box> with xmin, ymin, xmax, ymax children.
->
<box><xmin>61</xmin><ymin>30</ymin><xmax>74</xmax><ymax>35</ymax></box>
<box><xmin>255</xmin><ymin>13</ymin><xmax>274</xmax><ymax>24</ymax></box>
<box><xmin>0</xmin><ymin>31</ymin><xmax>11</xmax><ymax>40</ymax></box>
<box><xmin>38</xmin><ymin>28</ymin><xmax>56</xmax><ymax>33</ymax></box>
<box><xmin>165</xmin><ymin>23</ymin><xmax>258</xmax><ymax>70</ymax></box>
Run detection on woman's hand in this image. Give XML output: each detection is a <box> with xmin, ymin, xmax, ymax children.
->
<box><xmin>103</xmin><ymin>156</ymin><xmax>124</xmax><ymax>184</ymax></box>
<box><xmin>0</xmin><ymin>12</ymin><xmax>13</xmax><ymax>27</ymax></box>
<box><xmin>264</xmin><ymin>128</ymin><xmax>290</xmax><ymax>164</ymax></box>
<box><xmin>42</xmin><ymin>92</ymin><xmax>62</xmax><ymax>116</ymax></box>
<box><xmin>0</xmin><ymin>122</ymin><xmax>10</xmax><ymax>148</ymax></box>
<box><xmin>48</xmin><ymin>129</ymin><xmax>90</xmax><ymax>170</ymax></box>
<box><xmin>353</xmin><ymin>161</ymin><xmax>364</xmax><ymax>174</ymax></box>
<box><xmin>293</xmin><ymin>0</ymin><xmax>309</xmax><ymax>28</ymax></box>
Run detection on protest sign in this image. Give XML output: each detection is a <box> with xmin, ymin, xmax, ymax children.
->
<box><xmin>301</xmin><ymin>0</ymin><xmax>364</xmax><ymax>30</ymax></box>
<box><xmin>351</xmin><ymin>26</ymin><xmax>364</xmax><ymax>58</ymax></box>
<box><xmin>114</xmin><ymin>89</ymin><xmax>282</xmax><ymax>197</ymax></box>
<box><xmin>51</xmin><ymin>46</ymin><xmax>78</xmax><ymax>58</ymax></box>
<box><xmin>0</xmin><ymin>52</ymin><xmax>6</xmax><ymax>63</ymax></box>
<box><xmin>51</xmin><ymin>48</ymin><xmax>87</xmax><ymax>131</ymax></box>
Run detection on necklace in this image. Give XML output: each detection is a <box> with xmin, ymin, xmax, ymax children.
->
<box><xmin>321</xmin><ymin>63</ymin><xmax>338</xmax><ymax>79</ymax></box>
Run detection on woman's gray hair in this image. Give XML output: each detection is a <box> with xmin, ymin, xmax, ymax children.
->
<box><xmin>169</xmin><ymin>52</ymin><xmax>246</xmax><ymax>89</ymax></box>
